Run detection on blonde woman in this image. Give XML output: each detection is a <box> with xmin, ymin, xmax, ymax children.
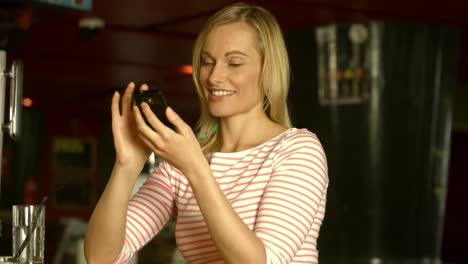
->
<box><xmin>84</xmin><ymin>3</ymin><xmax>328</xmax><ymax>264</ymax></box>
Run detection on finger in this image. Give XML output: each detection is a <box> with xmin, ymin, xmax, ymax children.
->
<box><xmin>111</xmin><ymin>91</ymin><xmax>121</xmax><ymax>120</ymax></box>
<box><xmin>138</xmin><ymin>130</ymin><xmax>166</xmax><ymax>158</ymax></box>
<box><xmin>140</xmin><ymin>83</ymin><xmax>149</xmax><ymax>92</ymax></box>
<box><xmin>133</xmin><ymin>105</ymin><xmax>164</xmax><ymax>142</ymax></box>
<box><xmin>131</xmin><ymin>84</ymin><xmax>149</xmax><ymax>110</ymax></box>
<box><xmin>111</xmin><ymin>92</ymin><xmax>123</xmax><ymax>151</ymax></box>
<box><xmin>140</xmin><ymin>103</ymin><xmax>172</xmax><ymax>135</ymax></box>
<box><xmin>139</xmin><ymin>134</ymin><xmax>158</xmax><ymax>153</ymax></box>
<box><xmin>122</xmin><ymin>82</ymin><xmax>135</xmax><ymax>115</ymax></box>
<box><xmin>165</xmin><ymin>107</ymin><xmax>189</xmax><ymax>134</ymax></box>
<box><xmin>134</xmin><ymin>106</ymin><xmax>167</xmax><ymax>154</ymax></box>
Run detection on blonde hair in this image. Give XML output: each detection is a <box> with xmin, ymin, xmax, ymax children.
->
<box><xmin>192</xmin><ymin>2</ymin><xmax>291</xmax><ymax>154</ymax></box>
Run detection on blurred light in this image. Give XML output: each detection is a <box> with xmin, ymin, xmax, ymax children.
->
<box><xmin>179</xmin><ymin>65</ymin><xmax>193</xmax><ymax>75</ymax></box>
<box><xmin>17</xmin><ymin>8</ymin><xmax>33</xmax><ymax>30</ymax></box>
<box><xmin>78</xmin><ymin>17</ymin><xmax>105</xmax><ymax>30</ymax></box>
<box><xmin>23</xmin><ymin>98</ymin><xmax>33</xmax><ymax>107</ymax></box>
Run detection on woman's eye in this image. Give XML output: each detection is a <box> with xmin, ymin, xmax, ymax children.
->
<box><xmin>228</xmin><ymin>62</ymin><xmax>242</xmax><ymax>67</ymax></box>
<box><xmin>201</xmin><ymin>60</ymin><xmax>214</xmax><ymax>66</ymax></box>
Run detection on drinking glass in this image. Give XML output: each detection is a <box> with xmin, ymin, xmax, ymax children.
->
<box><xmin>12</xmin><ymin>205</ymin><xmax>45</xmax><ymax>264</ymax></box>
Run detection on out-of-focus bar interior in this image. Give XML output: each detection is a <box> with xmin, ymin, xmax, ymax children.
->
<box><xmin>0</xmin><ymin>0</ymin><xmax>467</xmax><ymax>263</ymax></box>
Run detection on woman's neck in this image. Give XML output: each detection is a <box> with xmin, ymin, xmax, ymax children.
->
<box><xmin>217</xmin><ymin>112</ymin><xmax>287</xmax><ymax>153</ymax></box>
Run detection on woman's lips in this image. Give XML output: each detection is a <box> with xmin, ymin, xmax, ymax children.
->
<box><xmin>208</xmin><ymin>89</ymin><xmax>236</xmax><ymax>102</ymax></box>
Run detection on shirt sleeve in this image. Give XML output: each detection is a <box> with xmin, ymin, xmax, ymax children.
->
<box><xmin>254</xmin><ymin>130</ymin><xmax>329</xmax><ymax>264</ymax></box>
<box><xmin>114</xmin><ymin>161</ymin><xmax>176</xmax><ymax>263</ymax></box>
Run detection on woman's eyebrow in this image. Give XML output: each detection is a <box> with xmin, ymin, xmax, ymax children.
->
<box><xmin>201</xmin><ymin>50</ymin><xmax>248</xmax><ymax>58</ymax></box>
<box><xmin>201</xmin><ymin>51</ymin><xmax>213</xmax><ymax>57</ymax></box>
<box><xmin>225</xmin><ymin>50</ymin><xmax>248</xmax><ymax>57</ymax></box>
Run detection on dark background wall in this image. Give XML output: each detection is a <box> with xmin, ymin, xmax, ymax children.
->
<box><xmin>286</xmin><ymin>23</ymin><xmax>463</xmax><ymax>263</ymax></box>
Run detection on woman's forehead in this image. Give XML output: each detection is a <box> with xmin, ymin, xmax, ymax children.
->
<box><xmin>203</xmin><ymin>22</ymin><xmax>260</xmax><ymax>56</ymax></box>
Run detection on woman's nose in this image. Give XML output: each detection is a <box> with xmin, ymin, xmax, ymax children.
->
<box><xmin>208</xmin><ymin>63</ymin><xmax>226</xmax><ymax>84</ymax></box>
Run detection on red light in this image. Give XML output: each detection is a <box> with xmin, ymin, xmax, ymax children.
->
<box><xmin>23</xmin><ymin>98</ymin><xmax>33</xmax><ymax>107</ymax></box>
<box><xmin>179</xmin><ymin>65</ymin><xmax>193</xmax><ymax>75</ymax></box>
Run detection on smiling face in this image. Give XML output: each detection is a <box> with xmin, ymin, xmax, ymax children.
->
<box><xmin>199</xmin><ymin>22</ymin><xmax>264</xmax><ymax>118</ymax></box>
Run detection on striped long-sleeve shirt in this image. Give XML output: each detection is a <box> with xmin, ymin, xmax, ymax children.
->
<box><xmin>115</xmin><ymin>128</ymin><xmax>329</xmax><ymax>264</ymax></box>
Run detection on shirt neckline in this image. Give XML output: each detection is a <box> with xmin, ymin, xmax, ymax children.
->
<box><xmin>210</xmin><ymin>127</ymin><xmax>296</xmax><ymax>159</ymax></box>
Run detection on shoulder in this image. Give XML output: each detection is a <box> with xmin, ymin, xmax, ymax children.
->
<box><xmin>277</xmin><ymin>128</ymin><xmax>324</xmax><ymax>151</ymax></box>
<box><xmin>273</xmin><ymin>128</ymin><xmax>328</xmax><ymax>173</ymax></box>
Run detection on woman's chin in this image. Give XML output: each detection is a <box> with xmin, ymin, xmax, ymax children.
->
<box><xmin>208</xmin><ymin>107</ymin><xmax>234</xmax><ymax>118</ymax></box>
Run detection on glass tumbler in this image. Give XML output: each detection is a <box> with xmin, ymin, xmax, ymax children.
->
<box><xmin>12</xmin><ymin>205</ymin><xmax>45</xmax><ymax>264</ymax></box>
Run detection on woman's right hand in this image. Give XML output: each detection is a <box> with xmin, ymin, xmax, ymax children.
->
<box><xmin>111</xmin><ymin>82</ymin><xmax>152</xmax><ymax>170</ymax></box>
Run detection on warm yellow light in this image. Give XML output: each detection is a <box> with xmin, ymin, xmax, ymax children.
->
<box><xmin>23</xmin><ymin>98</ymin><xmax>33</xmax><ymax>107</ymax></box>
<box><xmin>179</xmin><ymin>65</ymin><xmax>193</xmax><ymax>75</ymax></box>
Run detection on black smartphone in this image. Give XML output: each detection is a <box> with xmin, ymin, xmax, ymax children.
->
<box><xmin>133</xmin><ymin>90</ymin><xmax>175</xmax><ymax>130</ymax></box>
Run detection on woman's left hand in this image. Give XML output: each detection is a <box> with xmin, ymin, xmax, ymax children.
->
<box><xmin>133</xmin><ymin>103</ymin><xmax>206</xmax><ymax>175</ymax></box>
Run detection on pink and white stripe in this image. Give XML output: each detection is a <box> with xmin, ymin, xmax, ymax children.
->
<box><xmin>116</xmin><ymin>128</ymin><xmax>329</xmax><ymax>264</ymax></box>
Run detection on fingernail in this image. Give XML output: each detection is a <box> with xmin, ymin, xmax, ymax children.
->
<box><xmin>167</xmin><ymin>107</ymin><xmax>174</xmax><ymax>113</ymax></box>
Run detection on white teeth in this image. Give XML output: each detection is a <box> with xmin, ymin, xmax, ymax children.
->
<box><xmin>211</xmin><ymin>90</ymin><xmax>235</xmax><ymax>96</ymax></box>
